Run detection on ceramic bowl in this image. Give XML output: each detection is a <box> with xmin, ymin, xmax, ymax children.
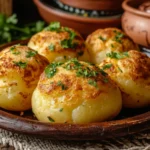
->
<box><xmin>122</xmin><ymin>0</ymin><xmax>150</xmax><ymax>48</ymax></box>
<box><xmin>59</xmin><ymin>0</ymin><xmax>124</xmax><ymax>11</ymax></box>
<box><xmin>33</xmin><ymin>0</ymin><xmax>122</xmax><ymax>36</ymax></box>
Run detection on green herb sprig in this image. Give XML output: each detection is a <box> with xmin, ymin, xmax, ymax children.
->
<box><xmin>106</xmin><ymin>51</ymin><xmax>129</xmax><ymax>59</ymax></box>
<box><xmin>45</xmin><ymin>62</ymin><xmax>63</xmax><ymax>78</ymax></box>
<box><xmin>13</xmin><ymin>61</ymin><xmax>27</xmax><ymax>68</ymax></box>
<box><xmin>0</xmin><ymin>13</ymin><xmax>45</xmax><ymax>45</ymax></box>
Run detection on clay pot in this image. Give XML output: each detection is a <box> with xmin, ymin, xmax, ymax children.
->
<box><xmin>122</xmin><ymin>0</ymin><xmax>150</xmax><ymax>48</ymax></box>
<box><xmin>33</xmin><ymin>0</ymin><xmax>122</xmax><ymax>36</ymax></box>
<box><xmin>59</xmin><ymin>0</ymin><xmax>124</xmax><ymax>11</ymax></box>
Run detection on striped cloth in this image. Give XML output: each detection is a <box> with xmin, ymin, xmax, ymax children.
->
<box><xmin>0</xmin><ymin>129</ymin><xmax>150</xmax><ymax>150</ymax></box>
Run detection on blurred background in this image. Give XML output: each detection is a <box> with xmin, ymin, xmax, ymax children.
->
<box><xmin>0</xmin><ymin>0</ymin><xmax>41</xmax><ymax>23</ymax></box>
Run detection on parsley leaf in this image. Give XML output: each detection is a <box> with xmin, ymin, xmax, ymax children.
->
<box><xmin>26</xmin><ymin>50</ymin><xmax>38</xmax><ymax>58</ymax></box>
<box><xmin>48</xmin><ymin>44</ymin><xmax>55</xmax><ymax>51</ymax></box>
<box><xmin>61</xmin><ymin>39</ymin><xmax>77</xmax><ymax>49</ymax></box>
<box><xmin>113</xmin><ymin>30</ymin><xmax>124</xmax><ymax>43</ymax></box>
<box><xmin>13</xmin><ymin>61</ymin><xmax>27</xmax><ymax>68</ymax></box>
<box><xmin>10</xmin><ymin>46</ymin><xmax>21</xmax><ymax>55</ymax></box>
<box><xmin>0</xmin><ymin>13</ymin><xmax>45</xmax><ymax>45</ymax></box>
<box><xmin>57</xmin><ymin>81</ymin><xmax>68</xmax><ymax>90</ymax></box>
<box><xmin>102</xmin><ymin>64</ymin><xmax>112</xmax><ymax>70</ymax></box>
<box><xmin>44</xmin><ymin>22</ymin><xmax>60</xmax><ymax>32</ymax></box>
<box><xmin>47</xmin><ymin>116</ymin><xmax>55</xmax><ymax>122</ymax></box>
<box><xmin>106</xmin><ymin>52</ymin><xmax>129</xmax><ymax>59</ymax></box>
<box><xmin>99</xmin><ymin>36</ymin><xmax>107</xmax><ymax>41</ymax></box>
<box><xmin>88</xmin><ymin>79</ymin><xmax>97</xmax><ymax>87</ymax></box>
<box><xmin>45</xmin><ymin>62</ymin><xmax>63</xmax><ymax>78</ymax></box>
<box><xmin>59</xmin><ymin>108</ymin><xmax>63</xmax><ymax>112</ymax></box>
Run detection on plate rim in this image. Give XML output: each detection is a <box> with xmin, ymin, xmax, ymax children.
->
<box><xmin>0</xmin><ymin>108</ymin><xmax>150</xmax><ymax>140</ymax></box>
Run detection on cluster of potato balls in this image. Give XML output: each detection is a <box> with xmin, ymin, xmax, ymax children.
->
<box><xmin>0</xmin><ymin>22</ymin><xmax>149</xmax><ymax>124</ymax></box>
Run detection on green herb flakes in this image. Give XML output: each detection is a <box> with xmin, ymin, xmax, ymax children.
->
<box><xmin>99</xmin><ymin>36</ymin><xmax>107</xmax><ymax>41</ymax></box>
<box><xmin>88</xmin><ymin>79</ymin><xmax>97</xmax><ymax>87</ymax></box>
<box><xmin>99</xmin><ymin>69</ymin><xmax>107</xmax><ymax>76</ymax></box>
<box><xmin>44</xmin><ymin>22</ymin><xmax>60</xmax><ymax>32</ymax></box>
<box><xmin>45</xmin><ymin>62</ymin><xmax>63</xmax><ymax>78</ymax></box>
<box><xmin>106</xmin><ymin>52</ymin><xmax>129</xmax><ymax>59</ymax></box>
<box><xmin>26</xmin><ymin>50</ymin><xmax>37</xmax><ymax>58</ymax></box>
<box><xmin>111</xmin><ymin>44</ymin><xmax>115</xmax><ymax>48</ymax></box>
<box><xmin>59</xmin><ymin>108</ymin><xmax>63</xmax><ymax>112</ymax></box>
<box><xmin>10</xmin><ymin>46</ymin><xmax>20</xmax><ymax>55</ymax></box>
<box><xmin>57</xmin><ymin>81</ymin><xmax>68</xmax><ymax>90</ymax></box>
<box><xmin>61</xmin><ymin>39</ymin><xmax>77</xmax><ymax>49</ymax></box>
<box><xmin>118</xmin><ymin>66</ymin><xmax>123</xmax><ymax>73</ymax></box>
<box><xmin>102</xmin><ymin>64</ymin><xmax>112</xmax><ymax>70</ymax></box>
<box><xmin>47</xmin><ymin>116</ymin><xmax>55</xmax><ymax>122</ymax></box>
<box><xmin>13</xmin><ymin>61</ymin><xmax>27</xmax><ymax>68</ymax></box>
<box><xmin>113</xmin><ymin>30</ymin><xmax>124</xmax><ymax>43</ymax></box>
<box><xmin>48</xmin><ymin>44</ymin><xmax>55</xmax><ymax>51</ymax></box>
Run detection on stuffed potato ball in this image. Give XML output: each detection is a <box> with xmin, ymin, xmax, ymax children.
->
<box><xmin>28</xmin><ymin>22</ymin><xmax>90</xmax><ymax>63</ymax></box>
<box><xmin>0</xmin><ymin>45</ymin><xmax>48</xmax><ymax>111</ymax></box>
<box><xmin>32</xmin><ymin>59</ymin><xmax>122</xmax><ymax>124</ymax></box>
<box><xmin>99</xmin><ymin>50</ymin><xmax>150</xmax><ymax>108</ymax></box>
<box><xmin>85</xmin><ymin>28</ymin><xmax>139</xmax><ymax>64</ymax></box>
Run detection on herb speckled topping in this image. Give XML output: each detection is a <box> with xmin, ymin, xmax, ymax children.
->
<box><xmin>0</xmin><ymin>45</ymin><xmax>48</xmax><ymax>86</ymax></box>
<box><xmin>85</xmin><ymin>28</ymin><xmax>139</xmax><ymax>64</ymax></box>
<box><xmin>38</xmin><ymin>58</ymin><xmax>117</xmax><ymax>99</ymax></box>
<box><xmin>28</xmin><ymin>22</ymin><xmax>90</xmax><ymax>63</ymax></box>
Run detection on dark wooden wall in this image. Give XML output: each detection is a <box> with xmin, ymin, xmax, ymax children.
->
<box><xmin>13</xmin><ymin>0</ymin><xmax>42</xmax><ymax>23</ymax></box>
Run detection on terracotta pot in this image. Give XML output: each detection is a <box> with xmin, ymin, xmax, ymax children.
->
<box><xmin>59</xmin><ymin>0</ymin><xmax>124</xmax><ymax>11</ymax></box>
<box><xmin>33</xmin><ymin>0</ymin><xmax>121</xmax><ymax>36</ymax></box>
<box><xmin>122</xmin><ymin>0</ymin><xmax>150</xmax><ymax>48</ymax></box>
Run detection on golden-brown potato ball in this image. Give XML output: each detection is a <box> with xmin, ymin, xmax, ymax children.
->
<box><xmin>99</xmin><ymin>50</ymin><xmax>150</xmax><ymax>108</ymax></box>
<box><xmin>32</xmin><ymin>59</ymin><xmax>122</xmax><ymax>124</ymax></box>
<box><xmin>0</xmin><ymin>45</ymin><xmax>48</xmax><ymax>111</ymax></box>
<box><xmin>28</xmin><ymin>22</ymin><xmax>90</xmax><ymax>63</ymax></box>
<box><xmin>85</xmin><ymin>28</ymin><xmax>139</xmax><ymax>64</ymax></box>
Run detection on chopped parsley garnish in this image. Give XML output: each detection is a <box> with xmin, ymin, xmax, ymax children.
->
<box><xmin>61</xmin><ymin>39</ymin><xmax>77</xmax><ymax>49</ymax></box>
<box><xmin>10</xmin><ymin>46</ymin><xmax>20</xmax><ymax>55</ymax></box>
<box><xmin>47</xmin><ymin>116</ymin><xmax>55</xmax><ymax>122</ymax></box>
<box><xmin>48</xmin><ymin>44</ymin><xmax>55</xmax><ymax>51</ymax></box>
<box><xmin>61</xmin><ymin>28</ymin><xmax>77</xmax><ymax>49</ymax></box>
<box><xmin>10</xmin><ymin>46</ymin><xmax>15</xmax><ymax>51</ymax></box>
<box><xmin>26</xmin><ymin>50</ymin><xmax>37</xmax><ymax>58</ymax></box>
<box><xmin>57</xmin><ymin>81</ymin><xmax>68</xmax><ymax>90</ymax></box>
<box><xmin>99</xmin><ymin>69</ymin><xmax>107</xmax><ymax>76</ymax></box>
<box><xmin>64</xmin><ymin>27</ymin><xmax>76</xmax><ymax>40</ymax></box>
<box><xmin>88</xmin><ymin>79</ymin><xmax>97</xmax><ymax>87</ymax></box>
<box><xmin>99</xmin><ymin>36</ymin><xmax>107</xmax><ymax>41</ymax></box>
<box><xmin>113</xmin><ymin>30</ymin><xmax>124</xmax><ymax>43</ymax></box>
<box><xmin>102</xmin><ymin>64</ymin><xmax>112</xmax><ymax>70</ymax></box>
<box><xmin>59</xmin><ymin>108</ymin><xmax>63</xmax><ymax>112</ymax></box>
<box><xmin>44</xmin><ymin>22</ymin><xmax>60</xmax><ymax>32</ymax></box>
<box><xmin>13</xmin><ymin>61</ymin><xmax>27</xmax><ymax>68</ymax></box>
<box><xmin>45</xmin><ymin>62</ymin><xmax>63</xmax><ymax>78</ymax></box>
<box><xmin>111</xmin><ymin>44</ymin><xmax>115</xmax><ymax>48</ymax></box>
<box><xmin>63</xmin><ymin>59</ymin><xmax>107</xmax><ymax>79</ymax></box>
<box><xmin>118</xmin><ymin>66</ymin><xmax>123</xmax><ymax>72</ymax></box>
<box><xmin>106</xmin><ymin>52</ymin><xmax>129</xmax><ymax>59</ymax></box>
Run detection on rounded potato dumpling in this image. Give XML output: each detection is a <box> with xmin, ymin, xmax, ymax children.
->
<box><xmin>99</xmin><ymin>50</ymin><xmax>150</xmax><ymax>108</ymax></box>
<box><xmin>28</xmin><ymin>22</ymin><xmax>90</xmax><ymax>63</ymax></box>
<box><xmin>0</xmin><ymin>45</ymin><xmax>48</xmax><ymax>111</ymax></box>
<box><xmin>85</xmin><ymin>28</ymin><xmax>139</xmax><ymax>64</ymax></box>
<box><xmin>32</xmin><ymin>59</ymin><xmax>122</xmax><ymax>124</ymax></box>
